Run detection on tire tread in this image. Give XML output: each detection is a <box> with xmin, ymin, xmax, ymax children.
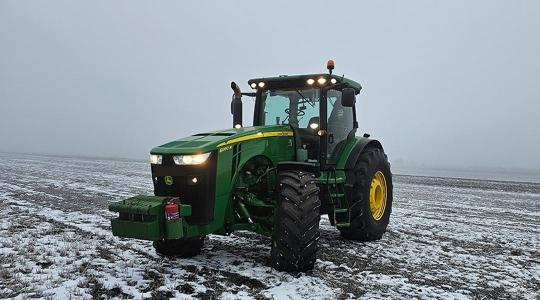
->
<box><xmin>271</xmin><ymin>171</ymin><xmax>321</xmax><ymax>272</ymax></box>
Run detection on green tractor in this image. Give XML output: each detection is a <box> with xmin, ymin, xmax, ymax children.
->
<box><xmin>109</xmin><ymin>61</ymin><xmax>393</xmax><ymax>272</ymax></box>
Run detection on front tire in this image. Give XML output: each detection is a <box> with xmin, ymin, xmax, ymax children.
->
<box><xmin>339</xmin><ymin>147</ymin><xmax>393</xmax><ymax>241</ymax></box>
<box><xmin>153</xmin><ymin>236</ymin><xmax>205</xmax><ymax>258</ymax></box>
<box><xmin>271</xmin><ymin>171</ymin><xmax>321</xmax><ymax>272</ymax></box>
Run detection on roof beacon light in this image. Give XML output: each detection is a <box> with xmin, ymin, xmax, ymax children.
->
<box><xmin>327</xmin><ymin>59</ymin><xmax>335</xmax><ymax>74</ymax></box>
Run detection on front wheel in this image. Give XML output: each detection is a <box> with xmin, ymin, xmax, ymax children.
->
<box><xmin>153</xmin><ymin>236</ymin><xmax>205</xmax><ymax>258</ymax></box>
<box><xmin>339</xmin><ymin>147</ymin><xmax>393</xmax><ymax>241</ymax></box>
<box><xmin>271</xmin><ymin>171</ymin><xmax>321</xmax><ymax>272</ymax></box>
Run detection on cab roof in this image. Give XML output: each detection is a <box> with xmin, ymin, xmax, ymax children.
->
<box><xmin>248</xmin><ymin>73</ymin><xmax>362</xmax><ymax>93</ymax></box>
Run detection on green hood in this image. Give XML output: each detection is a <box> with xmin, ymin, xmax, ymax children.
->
<box><xmin>150</xmin><ymin>125</ymin><xmax>292</xmax><ymax>154</ymax></box>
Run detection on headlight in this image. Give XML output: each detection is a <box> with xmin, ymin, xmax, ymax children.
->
<box><xmin>150</xmin><ymin>154</ymin><xmax>162</xmax><ymax>165</ymax></box>
<box><xmin>173</xmin><ymin>153</ymin><xmax>211</xmax><ymax>165</ymax></box>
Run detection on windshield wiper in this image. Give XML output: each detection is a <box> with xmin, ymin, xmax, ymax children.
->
<box><xmin>295</xmin><ymin>89</ymin><xmax>315</xmax><ymax>108</ymax></box>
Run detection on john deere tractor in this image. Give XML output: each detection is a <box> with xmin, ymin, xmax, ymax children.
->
<box><xmin>109</xmin><ymin>61</ymin><xmax>393</xmax><ymax>271</ymax></box>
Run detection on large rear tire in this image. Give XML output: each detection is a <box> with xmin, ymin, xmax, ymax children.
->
<box><xmin>339</xmin><ymin>147</ymin><xmax>393</xmax><ymax>241</ymax></box>
<box><xmin>153</xmin><ymin>236</ymin><xmax>205</xmax><ymax>258</ymax></box>
<box><xmin>271</xmin><ymin>171</ymin><xmax>321</xmax><ymax>272</ymax></box>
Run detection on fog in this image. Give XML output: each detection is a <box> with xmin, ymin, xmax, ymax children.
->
<box><xmin>1</xmin><ymin>1</ymin><xmax>539</xmax><ymax>171</ymax></box>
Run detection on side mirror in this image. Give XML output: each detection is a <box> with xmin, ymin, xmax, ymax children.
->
<box><xmin>230</xmin><ymin>82</ymin><xmax>242</xmax><ymax>128</ymax></box>
<box><xmin>341</xmin><ymin>88</ymin><xmax>356</xmax><ymax>107</ymax></box>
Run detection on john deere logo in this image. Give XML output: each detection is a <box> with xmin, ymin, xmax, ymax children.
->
<box><xmin>164</xmin><ymin>176</ymin><xmax>173</xmax><ymax>186</ymax></box>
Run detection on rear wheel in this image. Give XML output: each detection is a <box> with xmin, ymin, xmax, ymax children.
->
<box><xmin>339</xmin><ymin>147</ymin><xmax>393</xmax><ymax>241</ymax></box>
<box><xmin>153</xmin><ymin>236</ymin><xmax>205</xmax><ymax>258</ymax></box>
<box><xmin>271</xmin><ymin>171</ymin><xmax>321</xmax><ymax>272</ymax></box>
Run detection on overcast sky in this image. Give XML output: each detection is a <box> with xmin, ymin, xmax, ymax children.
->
<box><xmin>1</xmin><ymin>1</ymin><xmax>539</xmax><ymax>171</ymax></box>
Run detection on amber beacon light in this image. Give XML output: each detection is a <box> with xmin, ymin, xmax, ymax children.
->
<box><xmin>327</xmin><ymin>59</ymin><xmax>335</xmax><ymax>74</ymax></box>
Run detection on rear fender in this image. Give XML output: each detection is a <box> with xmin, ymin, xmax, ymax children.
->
<box><xmin>336</xmin><ymin>137</ymin><xmax>384</xmax><ymax>170</ymax></box>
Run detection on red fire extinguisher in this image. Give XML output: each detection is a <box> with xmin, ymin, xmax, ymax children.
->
<box><xmin>164</xmin><ymin>200</ymin><xmax>180</xmax><ymax>221</ymax></box>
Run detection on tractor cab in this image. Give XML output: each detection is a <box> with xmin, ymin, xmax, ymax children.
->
<box><xmin>232</xmin><ymin>60</ymin><xmax>362</xmax><ymax>168</ymax></box>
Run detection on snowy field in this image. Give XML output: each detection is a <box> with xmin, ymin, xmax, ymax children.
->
<box><xmin>0</xmin><ymin>153</ymin><xmax>538</xmax><ymax>299</ymax></box>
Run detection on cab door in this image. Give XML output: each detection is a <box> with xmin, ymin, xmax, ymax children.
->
<box><xmin>324</xmin><ymin>89</ymin><xmax>355</xmax><ymax>165</ymax></box>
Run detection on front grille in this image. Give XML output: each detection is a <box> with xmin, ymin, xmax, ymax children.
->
<box><xmin>151</xmin><ymin>152</ymin><xmax>217</xmax><ymax>225</ymax></box>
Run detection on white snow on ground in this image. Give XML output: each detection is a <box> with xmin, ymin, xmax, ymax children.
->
<box><xmin>0</xmin><ymin>152</ymin><xmax>539</xmax><ymax>299</ymax></box>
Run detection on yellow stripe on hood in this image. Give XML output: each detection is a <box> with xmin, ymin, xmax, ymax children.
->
<box><xmin>217</xmin><ymin>131</ymin><xmax>293</xmax><ymax>147</ymax></box>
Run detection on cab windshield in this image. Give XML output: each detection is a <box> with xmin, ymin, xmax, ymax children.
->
<box><xmin>261</xmin><ymin>88</ymin><xmax>322</xmax><ymax>127</ymax></box>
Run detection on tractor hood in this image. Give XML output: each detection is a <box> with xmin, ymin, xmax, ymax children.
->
<box><xmin>150</xmin><ymin>125</ymin><xmax>292</xmax><ymax>155</ymax></box>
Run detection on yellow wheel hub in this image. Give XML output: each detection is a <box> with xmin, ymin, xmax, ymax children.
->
<box><xmin>369</xmin><ymin>171</ymin><xmax>387</xmax><ymax>221</ymax></box>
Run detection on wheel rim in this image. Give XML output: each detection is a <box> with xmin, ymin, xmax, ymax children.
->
<box><xmin>369</xmin><ymin>171</ymin><xmax>387</xmax><ymax>221</ymax></box>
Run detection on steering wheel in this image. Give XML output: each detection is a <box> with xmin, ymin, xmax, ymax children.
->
<box><xmin>284</xmin><ymin>108</ymin><xmax>306</xmax><ymax>117</ymax></box>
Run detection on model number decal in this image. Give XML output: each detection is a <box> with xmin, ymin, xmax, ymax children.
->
<box><xmin>219</xmin><ymin>145</ymin><xmax>233</xmax><ymax>152</ymax></box>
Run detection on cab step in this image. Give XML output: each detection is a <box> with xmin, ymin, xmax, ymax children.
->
<box><xmin>334</xmin><ymin>208</ymin><xmax>349</xmax><ymax>214</ymax></box>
